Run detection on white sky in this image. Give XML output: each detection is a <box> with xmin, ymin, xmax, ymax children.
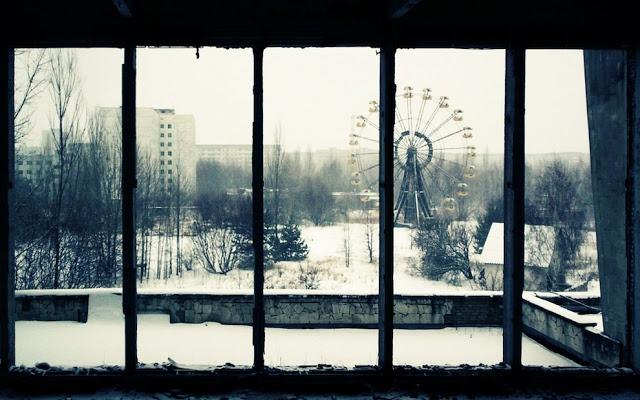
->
<box><xmin>26</xmin><ymin>47</ymin><xmax>589</xmax><ymax>154</ymax></box>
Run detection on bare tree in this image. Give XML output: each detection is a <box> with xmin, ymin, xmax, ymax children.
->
<box><xmin>526</xmin><ymin>225</ymin><xmax>557</xmax><ymax>290</ymax></box>
<box><xmin>46</xmin><ymin>49</ymin><xmax>84</xmax><ymax>289</ymax></box>
<box><xmin>341</xmin><ymin>202</ymin><xmax>352</xmax><ymax>269</ymax></box>
<box><xmin>362</xmin><ymin>205</ymin><xmax>376</xmax><ymax>263</ymax></box>
<box><xmin>85</xmin><ymin>111</ymin><xmax>122</xmax><ymax>286</ymax></box>
<box><xmin>266</xmin><ymin>126</ymin><xmax>286</xmax><ymax>240</ymax></box>
<box><xmin>14</xmin><ymin>49</ymin><xmax>48</xmax><ymax>144</ymax></box>
<box><xmin>192</xmin><ymin>219</ymin><xmax>241</xmax><ymax>275</ymax></box>
<box><xmin>299</xmin><ymin>173</ymin><xmax>335</xmax><ymax>225</ymax></box>
<box><xmin>136</xmin><ymin>147</ymin><xmax>156</xmax><ymax>282</ymax></box>
<box><xmin>169</xmin><ymin>127</ymin><xmax>193</xmax><ymax>277</ymax></box>
<box><xmin>533</xmin><ymin>160</ymin><xmax>588</xmax><ymax>290</ymax></box>
<box><xmin>415</xmin><ymin>219</ymin><xmax>475</xmax><ymax>282</ymax></box>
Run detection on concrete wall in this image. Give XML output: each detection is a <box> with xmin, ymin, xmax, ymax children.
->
<box><xmin>523</xmin><ymin>295</ymin><xmax>621</xmax><ymax>367</ymax></box>
<box><xmin>14</xmin><ymin>292</ymin><xmax>502</xmax><ymax>327</ymax></box>
<box><xmin>15</xmin><ymin>295</ymin><xmax>88</xmax><ymax>322</ymax></box>
<box><xmin>584</xmin><ymin>50</ymin><xmax>628</xmax><ymax>347</ymax></box>
<box><xmin>137</xmin><ymin>293</ymin><xmax>503</xmax><ymax>327</ymax></box>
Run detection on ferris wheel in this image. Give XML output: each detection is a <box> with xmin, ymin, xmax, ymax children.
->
<box><xmin>348</xmin><ymin>86</ymin><xmax>477</xmax><ymax>226</ymax></box>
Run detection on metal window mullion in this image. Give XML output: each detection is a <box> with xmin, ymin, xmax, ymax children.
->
<box><xmin>0</xmin><ymin>47</ymin><xmax>15</xmax><ymax>375</ymax></box>
<box><xmin>503</xmin><ymin>47</ymin><xmax>525</xmax><ymax>370</ymax></box>
<box><xmin>122</xmin><ymin>46</ymin><xmax>138</xmax><ymax>373</ymax></box>
<box><xmin>252</xmin><ymin>45</ymin><xmax>265</xmax><ymax>372</ymax></box>
<box><xmin>378</xmin><ymin>45</ymin><xmax>396</xmax><ymax>374</ymax></box>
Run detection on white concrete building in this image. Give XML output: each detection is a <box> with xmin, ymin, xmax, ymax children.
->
<box><xmin>99</xmin><ymin>107</ymin><xmax>196</xmax><ymax>193</ymax></box>
<box><xmin>196</xmin><ymin>144</ymin><xmax>277</xmax><ymax>170</ymax></box>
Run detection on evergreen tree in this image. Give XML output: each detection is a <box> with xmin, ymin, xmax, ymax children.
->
<box><xmin>267</xmin><ymin>223</ymin><xmax>309</xmax><ymax>262</ymax></box>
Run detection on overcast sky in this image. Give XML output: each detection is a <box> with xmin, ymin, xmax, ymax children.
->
<box><xmin>25</xmin><ymin>47</ymin><xmax>588</xmax><ymax>154</ymax></box>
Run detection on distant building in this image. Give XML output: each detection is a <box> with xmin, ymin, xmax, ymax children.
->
<box><xmin>99</xmin><ymin>107</ymin><xmax>196</xmax><ymax>193</ymax></box>
<box><xmin>16</xmin><ymin>137</ymin><xmax>99</xmax><ymax>199</ymax></box>
<box><xmin>196</xmin><ymin>144</ymin><xmax>276</xmax><ymax>170</ymax></box>
<box><xmin>478</xmin><ymin>222</ymin><xmax>598</xmax><ymax>291</ymax></box>
<box><xmin>15</xmin><ymin>146</ymin><xmax>49</xmax><ymax>183</ymax></box>
<box><xmin>16</xmin><ymin>108</ymin><xmax>197</xmax><ymax>195</ymax></box>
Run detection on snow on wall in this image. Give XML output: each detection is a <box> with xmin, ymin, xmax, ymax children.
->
<box><xmin>15</xmin><ymin>291</ymin><xmax>502</xmax><ymax>327</ymax></box>
<box><xmin>15</xmin><ymin>291</ymin><xmax>503</xmax><ymax>327</ymax></box>
<box><xmin>522</xmin><ymin>294</ymin><xmax>620</xmax><ymax>367</ymax></box>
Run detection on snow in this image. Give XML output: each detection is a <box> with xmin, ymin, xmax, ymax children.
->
<box><xmin>136</xmin><ymin>224</ymin><xmax>489</xmax><ymax>294</ymax></box>
<box><xmin>16</xmin><ymin>287</ymin><xmax>125</xmax><ymax>297</ymax></box>
<box><xmin>17</xmin><ymin>294</ymin><xmax>125</xmax><ymax>368</ymax></box>
<box><xmin>591</xmin><ymin>314</ymin><xmax>605</xmax><ymax>331</ymax></box>
<box><xmin>15</xmin><ymin>293</ymin><xmax>577</xmax><ymax>368</ymax></box>
<box><xmin>523</xmin><ymin>291</ymin><xmax>604</xmax><ymax>332</ymax></box>
<box><xmin>130</xmin><ymin>222</ymin><xmax>599</xmax><ymax>295</ymax></box>
<box><xmin>264</xmin><ymin>326</ymin><xmax>577</xmax><ymax>367</ymax></box>
<box><xmin>532</xmin><ymin>291</ymin><xmax>600</xmax><ymax>300</ymax></box>
<box><xmin>16</xmin><ymin>287</ymin><xmax>504</xmax><ymax>297</ymax></box>
<box><xmin>523</xmin><ymin>292</ymin><xmax>599</xmax><ymax>327</ymax></box>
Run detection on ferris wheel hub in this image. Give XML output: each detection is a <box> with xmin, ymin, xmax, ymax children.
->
<box><xmin>394</xmin><ymin>130</ymin><xmax>434</xmax><ymax>170</ymax></box>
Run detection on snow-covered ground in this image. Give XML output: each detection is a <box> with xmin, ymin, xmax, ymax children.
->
<box><xmin>15</xmin><ymin>293</ymin><xmax>577</xmax><ymax>368</ymax></box>
<box><xmin>139</xmin><ymin>222</ymin><xmax>601</xmax><ymax>295</ymax></box>
<box><xmin>139</xmin><ymin>224</ymin><xmax>480</xmax><ymax>293</ymax></box>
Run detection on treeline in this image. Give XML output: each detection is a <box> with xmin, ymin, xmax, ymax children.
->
<box><xmin>416</xmin><ymin>156</ymin><xmax>596</xmax><ymax>291</ymax></box>
<box><xmin>196</xmin><ymin>149</ymin><xmax>354</xmax><ymax>227</ymax></box>
<box><xmin>15</xmin><ymin>49</ymin><xmax>125</xmax><ymax>289</ymax></box>
<box><xmin>14</xmin><ymin>49</ymin><xmax>194</xmax><ymax>289</ymax></box>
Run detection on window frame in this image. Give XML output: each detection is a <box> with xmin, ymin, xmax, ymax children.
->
<box><xmin>0</xmin><ymin>44</ymin><xmax>638</xmax><ymax>385</ymax></box>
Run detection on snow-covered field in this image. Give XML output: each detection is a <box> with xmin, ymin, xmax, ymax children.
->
<box><xmin>139</xmin><ymin>224</ymin><xmax>479</xmax><ymax>294</ymax></box>
<box><xmin>16</xmin><ymin>293</ymin><xmax>577</xmax><ymax>368</ymax></box>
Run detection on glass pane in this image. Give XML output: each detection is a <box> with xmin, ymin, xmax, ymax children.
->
<box><xmin>14</xmin><ymin>48</ymin><xmax>124</xmax><ymax>367</ymax></box>
<box><xmin>136</xmin><ymin>47</ymin><xmax>254</xmax><ymax>368</ymax></box>
<box><xmin>523</xmin><ymin>50</ymin><xmax>603</xmax><ymax>368</ymax></box>
<box><xmin>263</xmin><ymin>47</ymin><xmax>379</xmax><ymax>368</ymax></box>
<box><xmin>392</xmin><ymin>49</ymin><xmax>509</xmax><ymax>367</ymax></box>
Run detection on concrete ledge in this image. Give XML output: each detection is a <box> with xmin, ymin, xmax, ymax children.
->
<box><xmin>138</xmin><ymin>292</ymin><xmax>503</xmax><ymax>327</ymax></box>
<box><xmin>523</xmin><ymin>294</ymin><xmax>621</xmax><ymax>367</ymax></box>
<box><xmin>14</xmin><ymin>290</ymin><xmax>502</xmax><ymax>328</ymax></box>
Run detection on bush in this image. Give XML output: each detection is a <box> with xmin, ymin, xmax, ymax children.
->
<box><xmin>415</xmin><ymin>219</ymin><xmax>474</xmax><ymax>282</ymax></box>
